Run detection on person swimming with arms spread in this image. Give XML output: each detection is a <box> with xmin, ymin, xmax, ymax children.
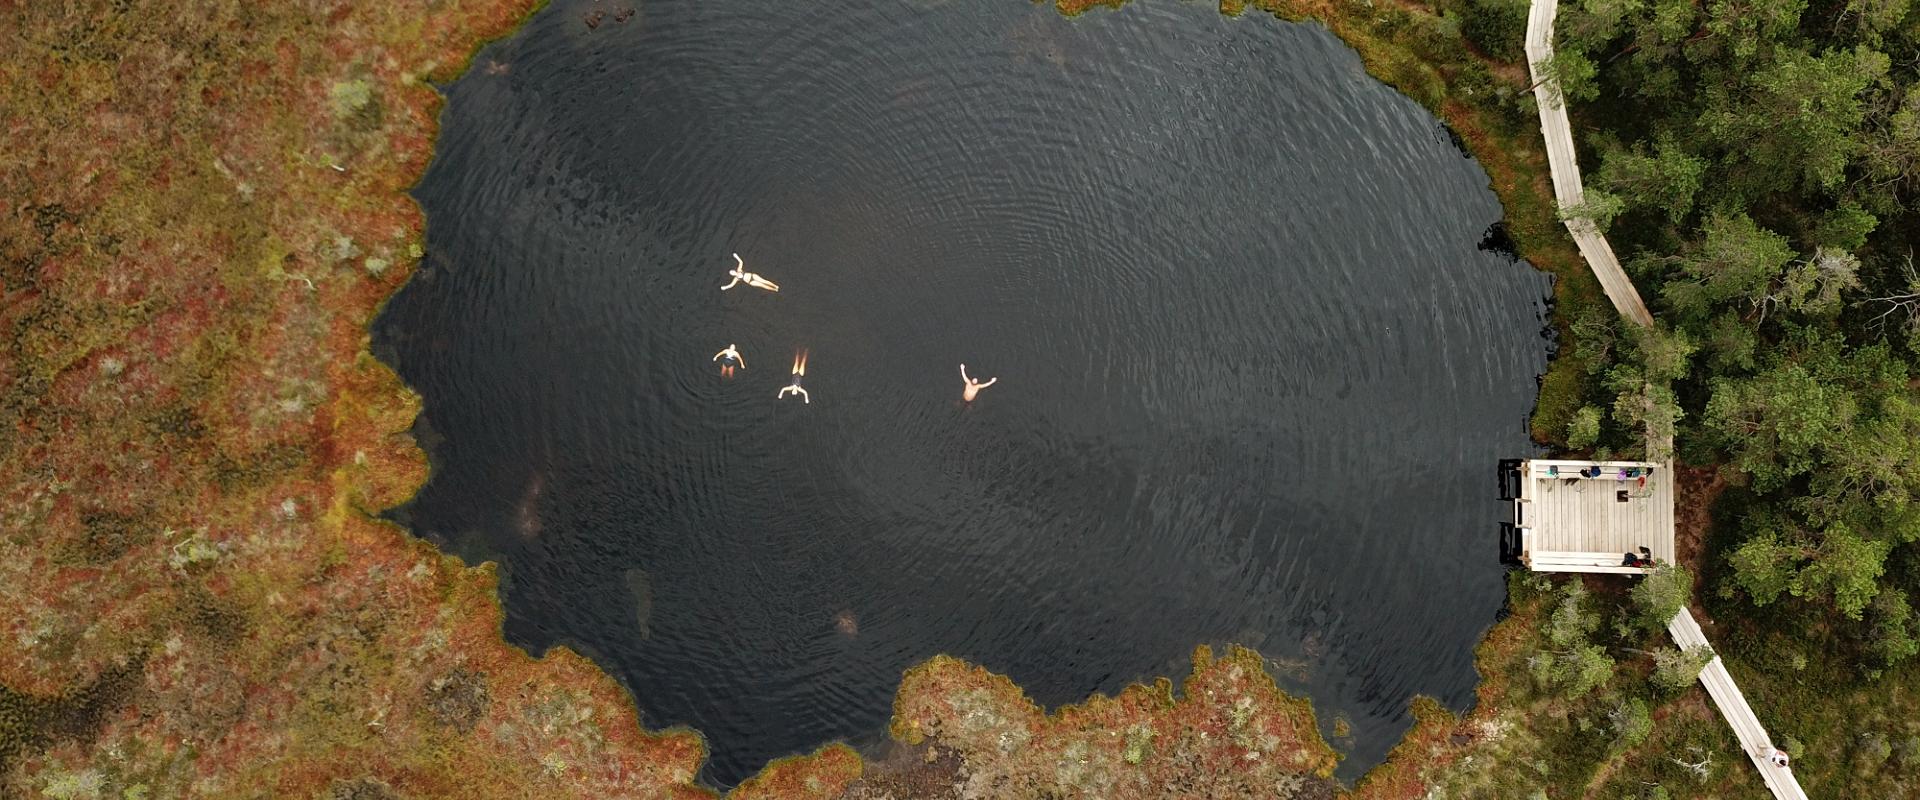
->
<box><xmin>960</xmin><ymin>363</ymin><xmax>997</xmax><ymax>403</ymax></box>
<box><xmin>721</xmin><ymin>253</ymin><xmax>780</xmax><ymax>292</ymax></box>
<box><xmin>712</xmin><ymin>343</ymin><xmax>744</xmax><ymax>378</ymax></box>
<box><xmin>777</xmin><ymin>349</ymin><xmax>809</xmax><ymax>404</ymax></box>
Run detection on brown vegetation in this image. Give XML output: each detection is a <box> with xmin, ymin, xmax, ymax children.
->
<box><xmin>886</xmin><ymin>646</ymin><xmax>1339</xmax><ymax>799</ymax></box>
<box><xmin>1</xmin><ymin>1</ymin><xmax>717</xmax><ymax>796</ymax></box>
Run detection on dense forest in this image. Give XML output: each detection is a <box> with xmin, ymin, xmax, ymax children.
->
<box><xmin>1338</xmin><ymin>0</ymin><xmax>1920</xmax><ymax>789</ymax></box>
<box><xmin>1492</xmin><ymin>0</ymin><xmax>1920</xmax><ymax>673</ymax></box>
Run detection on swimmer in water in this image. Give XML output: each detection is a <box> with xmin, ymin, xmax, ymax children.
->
<box><xmin>721</xmin><ymin>253</ymin><xmax>780</xmax><ymax>292</ymax></box>
<box><xmin>960</xmin><ymin>363</ymin><xmax>997</xmax><ymax>403</ymax></box>
<box><xmin>777</xmin><ymin>350</ymin><xmax>810</xmax><ymax>403</ymax></box>
<box><xmin>712</xmin><ymin>343</ymin><xmax>744</xmax><ymax>378</ymax></box>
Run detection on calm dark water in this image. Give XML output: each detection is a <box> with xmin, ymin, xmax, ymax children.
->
<box><xmin>377</xmin><ymin>0</ymin><xmax>1551</xmax><ymax>786</ymax></box>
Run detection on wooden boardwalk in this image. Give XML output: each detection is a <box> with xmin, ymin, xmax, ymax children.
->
<box><xmin>1668</xmin><ymin>609</ymin><xmax>1810</xmax><ymax>800</ymax></box>
<box><xmin>1523</xmin><ymin>0</ymin><xmax>1655</xmax><ymax>327</ymax></box>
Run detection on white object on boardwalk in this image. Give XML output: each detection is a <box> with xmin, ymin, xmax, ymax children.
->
<box><xmin>1524</xmin><ymin>0</ymin><xmax>1654</xmax><ymax>327</ymax></box>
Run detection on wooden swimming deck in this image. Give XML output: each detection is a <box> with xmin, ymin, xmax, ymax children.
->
<box><xmin>1669</xmin><ymin>608</ymin><xmax>1811</xmax><ymax>800</ymax></box>
<box><xmin>1509</xmin><ymin>459</ymin><xmax>1673</xmax><ymax>574</ymax></box>
<box><xmin>1523</xmin><ymin>0</ymin><xmax>1655</xmax><ymax>328</ymax></box>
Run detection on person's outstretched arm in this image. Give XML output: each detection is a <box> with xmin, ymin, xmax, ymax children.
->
<box><xmin>797</xmin><ymin>387</ymin><xmax>809</xmax><ymax>404</ymax></box>
<box><xmin>736</xmin><ymin>354</ymin><xmax>745</xmax><ymax>369</ymax></box>
<box><xmin>981</xmin><ymin>377</ymin><xmax>997</xmax><ymax>388</ymax></box>
<box><xmin>721</xmin><ymin>273</ymin><xmax>741</xmax><ymax>290</ymax></box>
<box><xmin>960</xmin><ymin>364</ymin><xmax>970</xmax><ymax>382</ymax></box>
<box><xmin>713</xmin><ymin>350</ymin><xmax>726</xmax><ymax>361</ymax></box>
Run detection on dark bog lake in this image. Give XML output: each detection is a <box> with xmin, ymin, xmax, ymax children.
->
<box><xmin>376</xmin><ymin>0</ymin><xmax>1551</xmax><ymax>786</ymax></box>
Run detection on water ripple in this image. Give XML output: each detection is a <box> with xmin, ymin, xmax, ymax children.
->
<box><xmin>378</xmin><ymin>0</ymin><xmax>1552</xmax><ymax>787</ymax></box>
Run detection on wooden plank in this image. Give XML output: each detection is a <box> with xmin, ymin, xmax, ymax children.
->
<box><xmin>1523</xmin><ymin>0</ymin><xmax>1655</xmax><ymax>327</ymax></box>
<box><xmin>1535</xmin><ymin>551</ymin><xmax>1643</xmax><ymax>560</ymax></box>
<box><xmin>1531</xmin><ymin>563</ymin><xmax>1646</xmax><ymax>575</ymax></box>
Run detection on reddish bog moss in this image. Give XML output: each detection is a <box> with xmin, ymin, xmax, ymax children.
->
<box><xmin>1</xmin><ymin>0</ymin><xmax>716</xmax><ymax>796</ymax></box>
<box><xmin>883</xmin><ymin>645</ymin><xmax>1340</xmax><ymax>799</ymax></box>
<box><xmin>727</xmin><ymin>745</ymin><xmax>864</xmax><ymax>800</ymax></box>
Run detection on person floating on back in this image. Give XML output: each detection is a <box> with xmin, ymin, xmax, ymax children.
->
<box><xmin>722</xmin><ymin>253</ymin><xmax>780</xmax><ymax>292</ymax></box>
<box><xmin>960</xmin><ymin>363</ymin><xmax>997</xmax><ymax>403</ymax></box>
<box><xmin>777</xmin><ymin>349</ymin><xmax>809</xmax><ymax>404</ymax></box>
<box><xmin>713</xmin><ymin>343</ymin><xmax>745</xmax><ymax>378</ymax></box>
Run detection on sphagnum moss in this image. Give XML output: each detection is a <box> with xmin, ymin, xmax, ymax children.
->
<box><xmin>3</xmin><ymin>1</ymin><xmax>715</xmax><ymax>796</ymax></box>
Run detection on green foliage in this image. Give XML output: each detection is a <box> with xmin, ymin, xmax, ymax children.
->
<box><xmin>1699</xmin><ymin>328</ymin><xmax>1906</xmax><ymax>495</ymax></box>
<box><xmin>1547</xmin><ymin>579</ymin><xmax>1602</xmax><ymax>647</ymax></box>
<box><xmin>1773</xmin><ymin>248</ymin><xmax>1862</xmax><ymax>320</ymax></box>
<box><xmin>1866</xmin><ymin>589</ymin><xmax>1920</xmax><ymax>666</ymax></box>
<box><xmin>1558</xmin><ymin>188</ymin><xmax>1625</xmax><ymax>231</ymax></box>
<box><xmin>1593</xmin><ymin>136</ymin><xmax>1705</xmax><ymax>225</ymax></box>
<box><xmin>1727</xmin><ymin>530</ymin><xmax>1799</xmax><ymax>607</ymax></box>
<box><xmin>1650</xmin><ymin>644</ymin><xmax>1715</xmax><ymax>692</ymax></box>
<box><xmin>1654</xmin><ymin>213</ymin><xmax>1798</xmax><ymax>323</ymax></box>
<box><xmin>1726</xmin><ymin>516</ymin><xmax>1892</xmax><ymax>618</ymax></box>
<box><xmin>1566</xmin><ymin>405</ymin><xmax>1603</xmax><ymax>449</ymax></box>
<box><xmin>1793</xmin><ymin>525</ymin><xmax>1891</xmax><ymax>619</ymax></box>
<box><xmin>1859</xmin><ymin>86</ymin><xmax>1920</xmax><ymax>213</ymax></box>
<box><xmin>330</xmin><ymin>79</ymin><xmax>373</xmax><ymax>117</ymax></box>
<box><xmin>1699</xmin><ymin>0</ymin><xmax>1808</xmax><ymax>61</ymax></box>
<box><xmin>1604</xmin><ymin>324</ymin><xmax>1692</xmax><ymax>458</ymax></box>
<box><xmin>1815</xmin><ymin>204</ymin><xmax>1879</xmax><ymax>251</ymax></box>
<box><xmin>1703</xmin><ymin>363</ymin><xmax>1850</xmax><ymax>490</ymax></box>
<box><xmin>1702</xmin><ymin>46</ymin><xmax>1888</xmax><ymax>197</ymax></box>
<box><xmin>1607</xmin><ymin>696</ymin><xmax>1653</xmax><ymax>750</ymax></box>
<box><xmin>1532</xmin><ymin>644</ymin><xmax>1614</xmax><ymax>697</ymax></box>
<box><xmin>1531</xmin><ymin>581</ymin><xmax>1617</xmax><ymax>697</ymax></box>
<box><xmin>1555</xmin><ymin>0</ymin><xmax>1920</xmax><ymax>666</ymax></box>
<box><xmin>1630</xmin><ymin>563</ymin><xmax>1693</xmax><ymax>630</ymax></box>
<box><xmin>1558</xmin><ymin>0</ymin><xmax>1644</xmax><ymax>52</ymax></box>
<box><xmin>1701</xmin><ymin>312</ymin><xmax>1757</xmax><ymax>372</ymax></box>
<box><xmin>1460</xmin><ymin>0</ymin><xmax>1529</xmax><ymax>61</ymax></box>
<box><xmin>40</xmin><ymin>770</ymin><xmax>105</xmax><ymax>800</ymax></box>
<box><xmin>1543</xmin><ymin>49</ymin><xmax>1600</xmax><ymax>105</ymax></box>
